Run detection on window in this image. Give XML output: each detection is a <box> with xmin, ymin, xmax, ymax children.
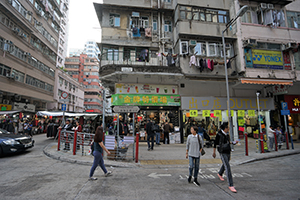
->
<box><xmin>102</xmin><ymin>47</ymin><xmax>119</xmax><ymax>61</ymax></box>
<box><xmin>220</xmin><ymin>43</ymin><xmax>232</xmax><ymax>58</ymax></box>
<box><xmin>153</xmin><ymin>19</ymin><xmax>157</xmax><ymax>31</ymax></box>
<box><xmin>0</xmin><ymin>64</ymin><xmax>11</xmax><ymax>77</ymax></box>
<box><xmin>164</xmin><ymin>0</ymin><xmax>171</xmax><ymax>2</ymax></box>
<box><xmin>180</xmin><ymin>41</ymin><xmax>188</xmax><ymax>54</ymax></box>
<box><xmin>293</xmin><ymin>50</ymin><xmax>300</xmax><ymax>70</ymax></box>
<box><xmin>180</xmin><ymin>6</ymin><xmax>192</xmax><ymax>20</ymax></box>
<box><xmin>164</xmin><ymin>20</ymin><xmax>172</xmax><ymax>32</ymax></box>
<box><xmin>287</xmin><ymin>11</ymin><xmax>300</xmax><ymax>28</ymax></box>
<box><xmin>109</xmin><ymin>14</ymin><xmax>120</xmax><ymax>27</ymax></box>
<box><xmin>208</xmin><ymin>43</ymin><xmax>217</xmax><ymax>57</ymax></box>
<box><xmin>194</xmin><ymin>43</ymin><xmax>206</xmax><ymax>56</ymax></box>
<box><xmin>140</xmin><ymin>16</ymin><xmax>149</xmax><ymax>28</ymax></box>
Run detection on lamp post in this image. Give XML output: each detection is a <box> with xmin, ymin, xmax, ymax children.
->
<box><xmin>222</xmin><ymin>5</ymin><xmax>248</xmax><ymax>144</ymax></box>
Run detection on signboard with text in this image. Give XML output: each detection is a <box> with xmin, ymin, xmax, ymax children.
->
<box><xmin>284</xmin><ymin>95</ymin><xmax>300</xmax><ymax>113</ymax></box>
<box><xmin>252</xmin><ymin>49</ymin><xmax>283</xmax><ymax>70</ymax></box>
<box><xmin>115</xmin><ymin>83</ymin><xmax>178</xmax><ymax>95</ymax></box>
<box><xmin>111</xmin><ymin>94</ymin><xmax>181</xmax><ymax>106</ymax></box>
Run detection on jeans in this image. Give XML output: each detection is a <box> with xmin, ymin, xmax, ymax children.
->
<box><xmin>164</xmin><ymin>131</ymin><xmax>169</xmax><ymax>144</ymax></box>
<box><xmin>147</xmin><ymin>134</ymin><xmax>154</xmax><ymax>149</ymax></box>
<box><xmin>89</xmin><ymin>150</ymin><xmax>107</xmax><ymax>177</ymax></box>
<box><xmin>219</xmin><ymin>153</ymin><xmax>233</xmax><ymax>187</ymax></box>
<box><xmin>155</xmin><ymin>132</ymin><xmax>160</xmax><ymax>144</ymax></box>
<box><xmin>189</xmin><ymin>156</ymin><xmax>200</xmax><ymax>178</ymax></box>
<box><xmin>269</xmin><ymin>137</ymin><xmax>275</xmax><ymax>150</ymax></box>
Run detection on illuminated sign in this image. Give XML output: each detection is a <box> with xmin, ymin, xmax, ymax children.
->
<box><xmin>284</xmin><ymin>95</ymin><xmax>300</xmax><ymax>113</ymax></box>
<box><xmin>252</xmin><ymin>49</ymin><xmax>283</xmax><ymax>69</ymax></box>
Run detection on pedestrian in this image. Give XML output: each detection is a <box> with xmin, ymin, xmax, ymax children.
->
<box><xmin>186</xmin><ymin>126</ymin><xmax>203</xmax><ymax>186</ymax></box>
<box><xmin>89</xmin><ymin>126</ymin><xmax>112</xmax><ymax>180</ymax></box>
<box><xmin>123</xmin><ymin>120</ymin><xmax>129</xmax><ymax>136</ymax></box>
<box><xmin>59</xmin><ymin>120</ymin><xmax>73</xmax><ymax>150</ymax></box>
<box><xmin>154</xmin><ymin>122</ymin><xmax>161</xmax><ymax>145</ymax></box>
<box><xmin>146</xmin><ymin>119</ymin><xmax>154</xmax><ymax>151</ymax></box>
<box><xmin>276</xmin><ymin>126</ymin><xmax>283</xmax><ymax>150</ymax></box>
<box><xmin>212</xmin><ymin>122</ymin><xmax>237</xmax><ymax>193</ymax></box>
<box><xmin>268</xmin><ymin>125</ymin><xmax>276</xmax><ymax>151</ymax></box>
<box><xmin>163</xmin><ymin>121</ymin><xmax>171</xmax><ymax>144</ymax></box>
<box><xmin>18</xmin><ymin>119</ymin><xmax>24</xmax><ymax>134</ymax></box>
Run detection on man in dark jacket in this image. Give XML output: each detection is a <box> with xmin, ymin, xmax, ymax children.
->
<box><xmin>59</xmin><ymin>120</ymin><xmax>73</xmax><ymax>151</ymax></box>
<box><xmin>146</xmin><ymin>119</ymin><xmax>154</xmax><ymax>151</ymax></box>
<box><xmin>163</xmin><ymin>121</ymin><xmax>171</xmax><ymax>144</ymax></box>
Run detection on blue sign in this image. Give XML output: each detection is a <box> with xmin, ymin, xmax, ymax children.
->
<box><xmin>281</xmin><ymin>102</ymin><xmax>288</xmax><ymax>110</ymax></box>
<box><xmin>281</xmin><ymin>110</ymin><xmax>290</xmax><ymax>115</ymax></box>
<box><xmin>62</xmin><ymin>104</ymin><xmax>67</xmax><ymax>111</ymax></box>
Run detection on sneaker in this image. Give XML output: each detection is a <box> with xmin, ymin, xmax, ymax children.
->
<box><xmin>105</xmin><ymin>171</ymin><xmax>112</xmax><ymax>177</ymax></box>
<box><xmin>217</xmin><ymin>174</ymin><xmax>225</xmax><ymax>181</ymax></box>
<box><xmin>148</xmin><ymin>148</ymin><xmax>150</xmax><ymax>151</ymax></box>
<box><xmin>188</xmin><ymin>176</ymin><xmax>192</xmax><ymax>183</ymax></box>
<box><xmin>89</xmin><ymin>177</ymin><xmax>97</xmax><ymax>180</ymax></box>
<box><xmin>229</xmin><ymin>186</ymin><xmax>237</xmax><ymax>193</ymax></box>
<box><xmin>193</xmin><ymin>180</ymin><xmax>200</xmax><ymax>186</ymax></box>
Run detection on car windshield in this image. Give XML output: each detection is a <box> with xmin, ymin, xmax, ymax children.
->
<box><xmin>0</xmin><ymin>128</ymin><xmax>10</xmax><ymax>134</ymax></box>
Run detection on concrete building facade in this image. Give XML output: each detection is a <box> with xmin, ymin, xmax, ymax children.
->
<box><xmin>93</xmin><ymin>0</ymin><xmax>300</xmax><ymax>141</ymax></box>
<box><xmin>0</xmin><ymin>0</ymin><xmax>63</xmax><ymax>114</ymax></box>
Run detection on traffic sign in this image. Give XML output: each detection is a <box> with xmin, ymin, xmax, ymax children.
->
<box><xmin>281</xmin><ymin>102</ymin><xmax>288</xmax><ymax>110</ymax></box>
<box><xmin>62</xmin><ymin>104</ymin><xmax>67</xmax><ymax>111</ymax></box>
<box><xmin>61</xmin><ymin>92</ymin><xmax>69</xmax><ymax>99</ymax></box>
<box><xmin>113</xmin><ymin>106</ymin><xmax>140</xmax><ymax>113</ymax></box>
<box><xmin>281</xmin><ymin>110</ymin><xmax>290</xmax><ymax>115</ymax></box>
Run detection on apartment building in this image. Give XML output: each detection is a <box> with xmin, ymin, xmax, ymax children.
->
<box><xmin>0</xmin><ymin>0</ymin><xmax>63</xmax><ymax>114</ymax></box>
<box><xmin>84</xmin><ymin>40</ymin><xmax>100</xmax><ymax>61</ymax></box>
<box><xmin>94</xmin><ymin>0</ymin><xmax>300</xmax><ymax>141</ymax></box>
<box><xmin>56</xmin><ymin>0</ymin><xmax>70</xmax><ymax>69</ymax></box>
<box><xmin>65</xmin><ymin>54</ymin><xmax>103</xmax><ymax>113</ymax></box>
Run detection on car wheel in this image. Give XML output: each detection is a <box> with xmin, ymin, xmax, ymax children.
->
<box><xmin>0</xmin><ymin>146</ymin><xmax>3</xmax><ymax>157</ymax></box>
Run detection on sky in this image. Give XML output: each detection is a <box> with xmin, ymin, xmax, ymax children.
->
<box><xmin>67</xmin><ymin>0</ymin><xmax>101</xmax><ymax>54</ymax></box>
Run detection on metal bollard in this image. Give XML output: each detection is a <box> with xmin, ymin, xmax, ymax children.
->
<box><xmin>135</xmin><ymin>132</ymin><xmax>139</xmax><ymax>163</ymax></box>
<box><xmin>260</xmin><ymin>132</ymin><xmax>264</xmax><ymax>153</ymax></box>
<box><xmin>57</xmin><ymin>128</ymin><xmax>61</xmax><ymax>151</ymax></box>
<box><xmin>245</xmin><ymin>132</ymin><xmax>248</xmax><ymax>156</ymax></box>
<box><xmin>73</xmin><ymin>130</ymin><xmax>77</xmax><ymax>155</ymax></box>
<box><xmin>274</xmin><ymin>132</ymin><xmax>278</xmax><ymax>151</ymax></box>
<box><xmin>285</xmin><ymin>132</ymin><xmax>289</xmax><ymax>150</ymax></box>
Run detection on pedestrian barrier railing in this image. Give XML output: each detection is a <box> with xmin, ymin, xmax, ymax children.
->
<box><xmin>57</xmin><ymin>129</ymin><xmax>136</xmax><ymax>160</ymax></box>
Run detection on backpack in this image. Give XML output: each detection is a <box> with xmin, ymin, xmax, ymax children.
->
<box><xmin>151</xmin><ymin>124</ymin><xmax>159</xmax><ymax>132</ymax></box>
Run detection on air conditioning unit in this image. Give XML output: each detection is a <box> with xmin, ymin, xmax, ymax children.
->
<box><xmin>267</xmin><ymin>4</ymin><xmax>274</xmax><ymax>10</ymax></box>
<box><xmin>20</xmin><ymin>33</ymin><xmax>27</xmax><ymax>38</ymax></box>
<box><xmin>15</xmin><ymin>95</ymin><xmax>21</xmax><ymax>101</ymax></box>
<box><xmin>260</xmin><ymin>3</ymin><xmax>267</xmax><ymax>10</ymax></box>
<box><xmin>281</xmin><ymin>44</ymin><xmax>287</xmax><ymax>51</ymax></box>
<box><xmin>27</xmin><ymin>11</ymin><xmax>33</xmax><ymax>15</ymax></box>
<box><xmin>36</xmin><ymin>10</ymin><xmax>42</xmax><ymax>17</ymax></box>
<box><xmin>3</xmin><ymin>99</ymin><xmax>10</xmax><ymax>104</ymax></box>
<box><xmin>286</xmin><ymin>42</ymin><xmax>298</xmax><ymax>50</ymax></box>
<box><xmin>243</xmin><ymin>39</ymin><xmax>257</xmax><ymax>47</ymax></box>
<box><xmin>36</xmin><ymin>22</ymin><xmax>43</xmax><ymax>26</ymax></box>
<box><xmin>7</xmin><ymin>0</ymin><xmax>12</xmax><ymax>4</ymax></box>
<box><xmin>225</xmin><ymin>43</ymin><xmax>231</xmax><ymax>48</ymax></box>
<box><xmin>189</xmin><ymin>40</ymin><xmax>197</xmax><ymax>47</ymax></box>
<box><xmin>12</xmin><ymin>27</ymin><xmax>20</xmax><ymax>33</ymax></box>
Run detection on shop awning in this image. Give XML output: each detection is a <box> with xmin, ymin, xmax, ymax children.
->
<box><xmin>36</xmin><ymin>111</ymin><xmax>100</xmax><ymax>117</ymax></box>
<box><xmin>240</xmin><ymin>78</ymin><xmax>293</xmax><ymax>86</ymax></box>
<box><xmin>0</xmin><ymin>110</ymin><xmax>22</xmax><ymax>115</ymax></box>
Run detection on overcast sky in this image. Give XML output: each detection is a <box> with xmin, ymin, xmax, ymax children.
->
<box><xmin>67</xmin><ymin>0</ymin><xmax>101</xmax><ymax>53</ymax></box>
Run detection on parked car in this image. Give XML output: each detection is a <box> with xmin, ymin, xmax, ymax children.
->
<box><xmin>0</xmin><ymin>128</ymin><xmax>34</xmax><ymax>156</ymax></box>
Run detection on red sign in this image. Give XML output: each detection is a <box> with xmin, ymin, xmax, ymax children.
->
<box><xmin>283</xmin><ymin>51</ymin><xmax>291</xmax><ymax>70</ymax></box>
<box><xmin>285</xmin><ymin>95</ymin><xmax>300</xmax><ymax>113</ymax></box>
<box><xmin>85</xmin><ymin>109</ymin><xmax>94</xmax><ymax>112</ymax></box>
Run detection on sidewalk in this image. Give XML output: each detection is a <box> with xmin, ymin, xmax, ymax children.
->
<box><xmin>43</xmin><ymin>137</ymin><xmax>300</xmax><ymax>168</ymax></box>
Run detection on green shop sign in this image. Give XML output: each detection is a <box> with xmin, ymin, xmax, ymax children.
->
<box><xmin>111</xmin><ymin>94</ymin><xmax>181</xmax><ymax>106</ymax></box>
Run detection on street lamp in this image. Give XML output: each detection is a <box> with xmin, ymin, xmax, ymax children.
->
<box><xmin>222</xmin><ymin>5</ymin><xmax>249</xmax><ymax>143</ymax></box>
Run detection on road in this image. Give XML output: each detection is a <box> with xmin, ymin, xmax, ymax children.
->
<box><xmin>0</xmin><ymin>134</ymin><xmax>299</xmax><ymax>200</ymax></box>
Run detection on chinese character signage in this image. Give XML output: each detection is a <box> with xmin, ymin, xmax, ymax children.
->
<box><xmin>181</xmin><ymin>97</ymin><xmax>274</xmax><ymax>110</ymax></box>
<box><xmin>0</xmin><ymin>104</ymin><xmax>12</xmax><ymax>111</ymax></box>
<box><xmin>115</xmin><ymin>83</ymin><xmax>178</xmax><ymax>95</ymax></box>
<box><xmin>245</xmin><ymin>49</ymin><xmax>284</xmax><ymax>70</ymax></box>
<box><xmin>273</xmin><ymin>85</ymin><xmax>288</xmax><ymax>95</ymax></box>
<box><xmin>111</xmin><ymin>94</ymin><xmax>181</xmax><ymax>106</ymax></box>
<box><xmin>189</xmin><ymin>110</ymin><xmax>198</xmax><ymax>117</ymax></box>
<box><xmin>285</xmin><ymin>95</ymin><xmax>300</xmax><ymax>113</ymax></box>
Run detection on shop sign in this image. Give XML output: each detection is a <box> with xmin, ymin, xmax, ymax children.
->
<box><xmin>252</xmin><ymin>49</ymin><xmax>283</xmax><ymax>70</ymax></box>
<box><xmin>283</xmin><ymin>51</ymin><xmax>292</xmax><ymax>70</ymax></box>
<box><xmin>248</xmin><ymin>110</ymin><xmax>256</xmax><ymax>116</ymax></box>
<box><xmin>226</xmin><ymin>110</ymin><xmax>234</xmax><ymax>116</ymax></box>
<box><xmin>13</xmin><ymin>103</ymin><xmax>35</xmax><ymax>112</ymax></box>
<box><xmin>0</xmin><ymin>104</ymin><xmax>12</xmax><ymax>111</ymax></box>
<box><xmin>189</xmin><ymin>110</ymin><xmax>198</xmax><ymax>117</ymax></box>
<box><xmin>272</xmin><ymin>85</ymin><xmax>288</xmax><ymax>95</ymax></box>
<box><xmin>181</xmin><ymin>97</ymin><xmax>274</xmax><ymax>111</ymax></box>
<box><xmin>284</xmin><ymin>95</ymin><xmax>300</xmax><ymax>113</ymax></box>
<box><xmin>214</xmin><ymin>110</ymin><xmax>222</xmax><ymax>118</ymax></box>
<box><xmin>202</xmin><ymin>110</ymin><xmax>210</xmax><ymax>117</ymax></box>
<box><xmin>111</xmin><ymin>94</ymin><xmax>181</xmax><ymax>106</ymax></box>
<box><xmin>238</xmin><ymin>110</ymin><xmax>245</xmax><ymax>116</ymax></box>
<box><xmin>115</xmin><ymin>83</ymin><xmax>178</xmax><ymax>95</ymax></box>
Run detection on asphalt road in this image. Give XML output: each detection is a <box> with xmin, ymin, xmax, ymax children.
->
<box><xmin>0</xmin><ymin>134</ymin><xmax>299</xmax><ymax>200</ymax></box>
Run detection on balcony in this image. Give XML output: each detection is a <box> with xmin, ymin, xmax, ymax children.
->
<box><xmin>99</xmin><ymin>50</ymin><xmax>182</xmax><ymax>77</ymax></box>
<box><xmin>94</xmin><ymin>0</ymin><xmax>173</xmax><ymax>10</ymax></box>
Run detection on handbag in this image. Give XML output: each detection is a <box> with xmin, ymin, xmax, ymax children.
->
<box><xmin>197</xmin><ymin>134</ymin><xmax>206</xmax><ymax>156</ymax></box>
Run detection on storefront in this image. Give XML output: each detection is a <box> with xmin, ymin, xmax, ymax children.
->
<box><xmin>181</xmin><ymin>96</ymin><xmax>275</xmax><ymax>141</ymax></box>
<box><xmin>284</xmin><ymin>95</ymin><xmax>300</xmax><ymax>141</ymax></box>
<box><xmin>112</xmin><ymin>83</ymin><xmax>181</xmax><ymax>143</ymax></box>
